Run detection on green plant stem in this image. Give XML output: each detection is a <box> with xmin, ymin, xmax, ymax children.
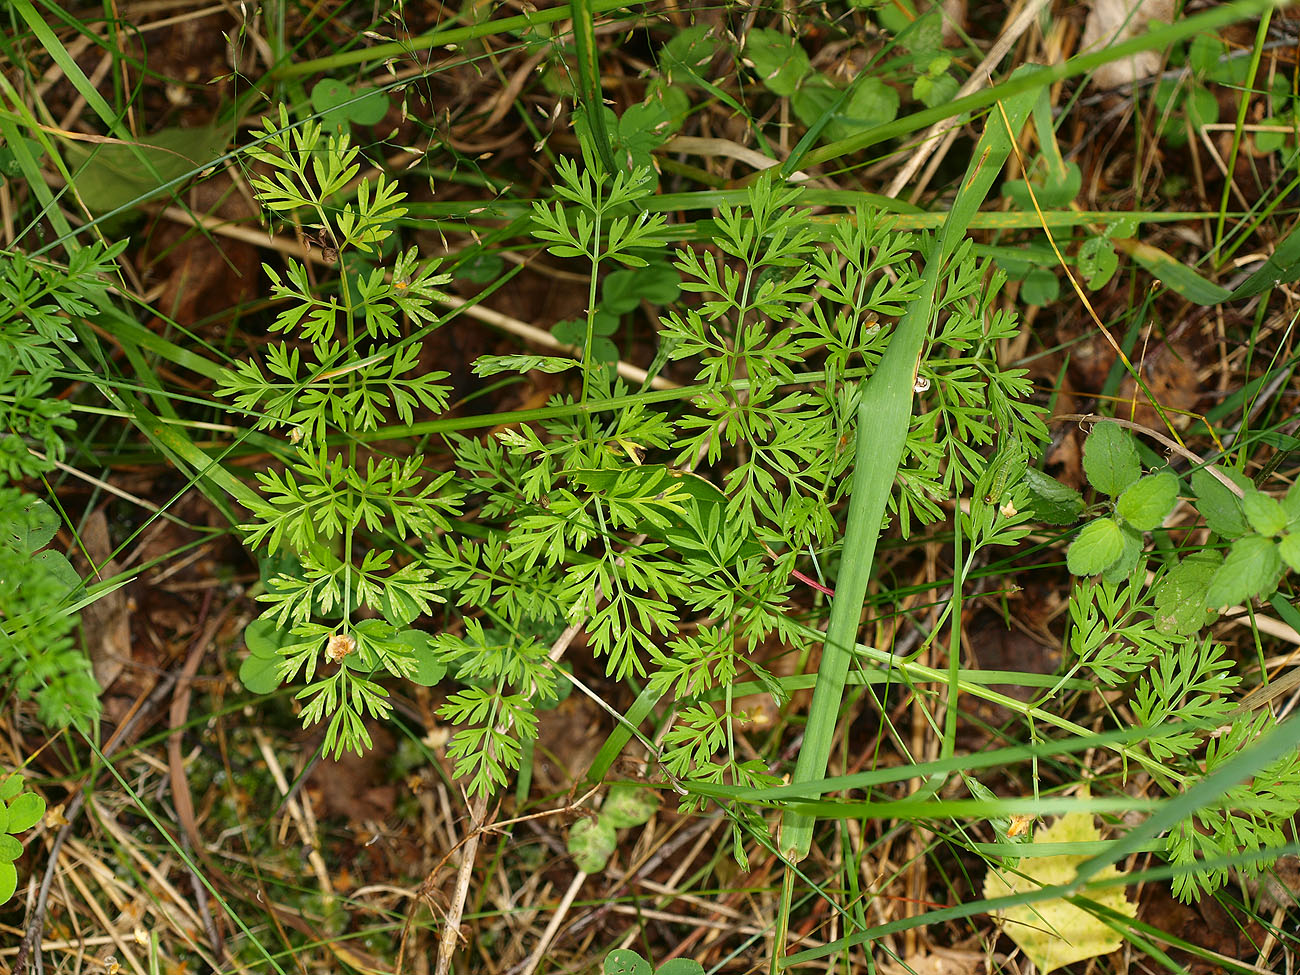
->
<box><xmin>1214</xmin><ymin>9</ymin><xmax>1272</xmax><ymax>258</ymax></box>
<box><xmin>778</xmin><ymin>89</ymin><xmax>1037</xmax><ymax>865</ymax></box>
<box><xmin>269</xmin><ymin>0</ymin><xmax>635</xmax><ymax>79</ymax></box>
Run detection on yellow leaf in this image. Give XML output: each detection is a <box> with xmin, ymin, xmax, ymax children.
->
<box><xmin>983</xmin><ymin>807</ymin><xmax>1136</xmax><ymax>974</ymax></box>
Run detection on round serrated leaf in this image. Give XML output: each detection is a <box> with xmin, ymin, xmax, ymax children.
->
<box><xmin>1067</xmin><ymin>518</ymin><xmax>1126</xmax><ymax>576</ymax></box>
<box><xmin>1153</xmin><ymin>552</ymin><xmax>1221</xmax><ymax>635</ymax></box>
<box><xmin>1021</xmin><ymin>468</ymin><xmax>1085</xmax><ymax>525</ymax></box>
<box><xmin>1020</xmin><ymin>267</ymin><xmax>1059</xmax><ymax>306</ymax></box>
<box><xmin>244</xmin><ymin>617</ymin><xmax>288</xmax><ymax>659</ymax></box>
<box><xmin>0</xmin><ymin>860</ymin><xmax>14</xmax><ymax>905</ymax></box>
<box><xmin>1205</xmin><ymin>534</ymin><xmax>1282</xmax><ymax>608</ymax></box>
<box><xmin>568</xmin><ymin>817</ymin><xmax>617</xmax><ymax>873</ymax></box>
<box><xmin>1117</xmin><ymin>472</ymin><xmax>1179</xmax><ymax>530</ymax></box>
<box><xmin>239</xmin><ymin>652</ymin><xmax>284</xmax><ymax>695</ymax></box>
<box><xmin>5</xmin><ymin>792</ymin><xmax>44</xmax><ymax>833</ymax></box>
<box><xmin>1083</xmin><ymin>421</ymin><xmax>1140</xmax><ymax>496</ymax></box>
<box><xmin>1191</xmin><ymin>467</ymin><xmax>1248</xmax><ymax>537</ymax></box>
<box><xmin>1101</xmin><ymin>524</ymin><xmax>1144</xmax><ymax>583</ymax></box>
<box><xmin>396</xmin><ymin>629</ymin><xmax>446</xmax><ymax>686</ymax></box>
<box><xmin>604</xmin><ymin>949</ymin><xmax>652</xmax><ymax>975</ymax></box>
<box><xmin>746</xmin><ymin>29</ymin><xmax>810</xmax><ymax>96</ymax></box>
<box><xmin>0</xmin><ymin>834</ymin><xmax>21</xmax><ymax>862</ymax></box>
<box><xmin>1242</xmin><ymin>487</ymin><xmax>1288</xmax><ymax>537</ymax></box>
<box><xmin>602</xmin><ymin>784</ymin><xmax>659</xmax><ymax>829</ymax></box>
<box><xmin>656</xmin><ymin>961</ymin><xmax>706</xmax><ymax>975</ymax></box>
<box><xmin>0</xmin><ymin>775</ymin><xmax>22</xmax><ymax>802</ymax></box>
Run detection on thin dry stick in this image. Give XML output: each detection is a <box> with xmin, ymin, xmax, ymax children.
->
<box><xmin>517</xmin><ymin>871</ymin><xmax>587</xmax><ymax>975</ymax></box>
<box><xmin>884</xmin><ymin>0</ymin><xmax>1050</xmax><ymax>201</ymax></box>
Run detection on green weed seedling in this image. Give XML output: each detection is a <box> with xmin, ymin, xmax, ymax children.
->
<box><xmin>1068</xmin><ymin>419</ymin><xmax>1300</xmax><ymax>625</ymax></box>
<box><xmin>0</xmin><ymin>773</ymin><xmax>45</xmax><ymax>905</ymax></box>
<box><xmin>1057</xmin><ymin>418</ymin><xmax>1300</xmax><ymax>900</ymax></box>
<box><xmin>567</xmin><ymin>783</ymin><xmax>659</xmax><ymax>873</ymax></box>
<box><xmin>223</xmin><ymin>101</ymin><xmax>1048</xmax><ymax>819</ymax></box>
<box><xmin>602</xmin><ymin>948</ymin><xmax>703</xmax><ymax>975</ymax></box>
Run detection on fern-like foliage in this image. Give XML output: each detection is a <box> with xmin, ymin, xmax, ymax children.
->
<box><xmin>0</xmin><ymin>242</ymin><xmax>121</xmax><ymax>732</ymax></box>
<box><xmin>1063</xmin><ymin>573</ymin><xmax>1300</xmax><ymax>901</ymax></box>
<box><xmin>219</xmin><ymin>109</ymin><xmax>461</xmax><ymax>757</ymax></box>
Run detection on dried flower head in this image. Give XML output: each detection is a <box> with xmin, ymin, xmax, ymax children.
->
<box><xmin>325</xmin><ymin>631</ymin><xmax>356</xmax><ymax>664</ymax></box>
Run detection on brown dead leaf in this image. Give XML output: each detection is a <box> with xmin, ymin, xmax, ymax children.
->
<box><xmin>76</xmin><ymin>510</ymin><xmax>131</xmax><ymax>694</ymax></box>
<box><xmin>880</xmin><ymin>948</ymin><xmax>984</xmax><ymax>975</ymax></box>
<box><xmin>306</xmin><ymin>721</ymin><xmax>398</xmax><ymax>823</ymax></box>
<box><xmin>1080</xmin><ymin>0</ymin><xmax>1174</xmax><ymax>89</ymax></box>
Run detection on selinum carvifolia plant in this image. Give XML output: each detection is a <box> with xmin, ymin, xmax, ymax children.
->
<box><xmin>219</xmin><ymin>109</ymin><xmax>1047</xmax><ymax>795</ymax></box>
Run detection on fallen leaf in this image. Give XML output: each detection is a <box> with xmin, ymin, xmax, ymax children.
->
<box><xmin>983</xmin><ymin>805</ymin><xmax>1136</xmax><ymax>974</ymax></box>
<box><xmin>1080</xmin><ymin>0</ymin><xmax>1174</xmax><ymax>89</ymax></box>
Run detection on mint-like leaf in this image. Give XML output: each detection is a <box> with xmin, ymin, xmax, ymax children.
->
<box><xmin>1067</xmin><ymin>517</ymin><xmax>1126</xmax><ymax>575</ymax></box>
<box><xmin>1117</xmin><ymin>471</ymin><xmax>1179</xmax><ymax>530</ymax></box>
<box><xmin>745</xmin><ymin>29</ymin><xmax>810</xmax><ymax>96</ymax></box>
<box><xmin>602</xmin><ymin>783</ymin><xmax>659</xmax><ymax>828</ymax></box>
<box><xmin>1191</xmin><ymin>466</ymin><xmax>1248</xmax><ymax>537</ymax></box>
<box><xmin>1101</xmin><ymin>523</ymin><xmax>1144</xmax><ymax>583</ymax></box>
<box><xmin>1083</xmin><ymin>421</ymin><xmax>1140</xmax><ymax>496</ymax></box>
<box><xmin>1205</xmin><ymin>535</ymin><xmax>1282</xmax><ymax>607</ymax></box>
<box><xmin>568</xmin><ymin>816</ymin><xmax>617</xmax><ymax>873</ymax></box>
<box><xmin>1153</xmin><ymin>552</ymin><xmax>1221</xmax><ymax>635</ymax></box>
<box><xmin>1021</xmin><ymin>468</ymin><xmax>1085</xmax><ymax>525</ymax></box>
<box><xmin>1278</xmin><ymin>533</ymin><xmax>1300</xmax><ymax>573</ymax></box>
<box><xmin>1242</xmin><ymin>487</ymin><xmax>1288</xmax><ymax>537</ymax></box>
